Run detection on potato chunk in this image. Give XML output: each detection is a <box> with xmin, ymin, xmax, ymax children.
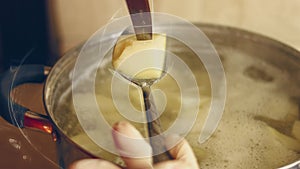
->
<box><xmin>113</xmin><ymin>34</ymin><xmax>166</xmax><ymax>80</ymax></box>
<box><xmin>267</xmin><ymin>126</ymin><xmax>300</xmax><ymax>152</ymax></box>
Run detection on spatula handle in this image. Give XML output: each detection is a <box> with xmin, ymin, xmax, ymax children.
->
<box><xmin>125</xmin><ymin>0</ymin><xmax>152</xmax><ymax>40</ymax></box>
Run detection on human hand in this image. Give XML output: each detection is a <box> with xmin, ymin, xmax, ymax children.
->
<box><xmin>69</xmin><ymin>121</ymin><xmax>199</xmax><ymax>169</ymax></box>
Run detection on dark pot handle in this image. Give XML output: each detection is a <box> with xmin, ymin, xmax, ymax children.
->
<box><xmin>0</xmin><ymin>65</ymin><xmax>54</xmax><ymax>135</ymax></box>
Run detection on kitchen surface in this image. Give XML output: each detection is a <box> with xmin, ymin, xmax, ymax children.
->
<box><xmin>0</xmin><ymin>0</ymin><xmax>300</xmax><ymax>168</ymax></box>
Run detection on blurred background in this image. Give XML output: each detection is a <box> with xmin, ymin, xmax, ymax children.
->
<box><xmin>0</xmin><ymin>0</ymin><xmax>299</xmax><ymax>168</ymax></box>
<box><xmin>1</xmin><ymin>0</ymin><xmax>300</xmax><ymax>70</ymax></box>
<box><xmin>52</xmin><ymin>0</ymin><xmax>300</xmax><ymax>53</ymax></box>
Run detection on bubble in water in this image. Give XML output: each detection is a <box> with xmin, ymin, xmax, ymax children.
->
<box><xmin>22</xmin><ymin>155</ymin><xmax>32</xmax><ymax>161</ymax></box>
<box><xmin>8</xmin><ymin>138</ymin><xmax>21</xmax><ymax>150</ymax></box>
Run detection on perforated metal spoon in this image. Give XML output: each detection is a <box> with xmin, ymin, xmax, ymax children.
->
<box><xmin>112</xmin><ymin>0</ymin><xmax>172</xmax><ymax>163</ymax></box>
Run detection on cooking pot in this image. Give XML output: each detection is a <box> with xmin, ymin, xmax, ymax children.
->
<box><xmin>0</xmin><ymin>23</ymin><xmax>299</xmax><ymax>169</ymax></box>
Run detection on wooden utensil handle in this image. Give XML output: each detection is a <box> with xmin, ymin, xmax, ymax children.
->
<box><xmin>125</xmin><ymin>0</ymin><xmax>152</xmax><ymax>40</ymax></box>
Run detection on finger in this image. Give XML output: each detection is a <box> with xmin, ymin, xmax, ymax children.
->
<box><xmin>153</xmin><ymin>160</ymin><xmax>193</xmax><ymax>169</ymax></box>
<box><xmin>68</xmin><ymin>159</ymin><xmax>121</xmax><ymax>169</ymax></box>
<box><xmin>165</xmin><ymin>135</ymin><xmax>199</xmax><ymax>169</ymax></box>
<box><xmin>112</xmin><ymin>121</ymin><xmax>152</xmax><ymax>169</ymax></box>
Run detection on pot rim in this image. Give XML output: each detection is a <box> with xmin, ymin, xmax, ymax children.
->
<box><xmin>42</xmin><ymin>22</ymin><xmax>300</xmax><ymax>161</ymax></box>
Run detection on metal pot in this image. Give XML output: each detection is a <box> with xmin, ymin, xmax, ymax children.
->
<box><xmin>0</xmin><ymin>24</ymin><xmax>299</xmax><ymax>169</ymax></box>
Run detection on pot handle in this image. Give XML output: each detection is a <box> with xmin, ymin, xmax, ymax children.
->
<box><xmin>0</xmin><ymin>65</ymin><xmax>54</xmax><ymax>135</ymax></box>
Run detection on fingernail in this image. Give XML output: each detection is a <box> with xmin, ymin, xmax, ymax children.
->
<box><xmin>112</xmin><ymin>121</ymin><xmax>152</xmax><ymax>158</ymax></box>
<box><xmin>112</xmin><ymin>121</ymin><xmax>141</xmax><ymax>138</ymax></box>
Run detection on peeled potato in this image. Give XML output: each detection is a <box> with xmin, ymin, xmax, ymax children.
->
<box><xmin>267</xmin><ymin>126</ymin><xmax>300</xmax><ymax>152</ymax></box>
<box><xmin>292</xmin><ymin>120</ymin><xmax>300</xmax><ymax>141</ymax></box>
<box><xmin>112</xmin><ymin>34</ymin><xmax>167</xmax><ymax>80</ymax></box>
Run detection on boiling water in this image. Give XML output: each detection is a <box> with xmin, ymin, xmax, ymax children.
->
<box><xmin>191</xmin><ymin>47</ymin><xmax>300</xmax><ymax>169</ymax></box>
<box><xmin>56</xmin><ymin>41</ymin><xmax>300</xmax><ymax>169</ymax></box>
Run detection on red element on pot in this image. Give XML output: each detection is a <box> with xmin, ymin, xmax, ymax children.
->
<box><xmin>23</xmin><ymin>111</ymin><xmax>53</xmax><ymax>134</ymax></box>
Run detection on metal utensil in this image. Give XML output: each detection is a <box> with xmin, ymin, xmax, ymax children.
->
<box><xmin>112</xmin><ymin>0</ymin><xmax>173</xmax><ymax>163</ymax></box>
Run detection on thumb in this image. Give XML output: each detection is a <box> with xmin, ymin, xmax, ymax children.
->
<box><xmin>68</xmin><ymin>159</ymin><xmax>120</xmax><ymax>169</ymax></box>
<box><xmin>165</xmin><ymin>135</ymin><xmax>199</xmax><ymax>169</ymax></box>
<box><xmin>153</xmin><ymin>160</ymin><xmax>194</xmax><ymax>169</ymax></box>
<box><xmin>112</xmin><ymin>121</ymin><xmax>153</xmax><ymax>169</ymax></box>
